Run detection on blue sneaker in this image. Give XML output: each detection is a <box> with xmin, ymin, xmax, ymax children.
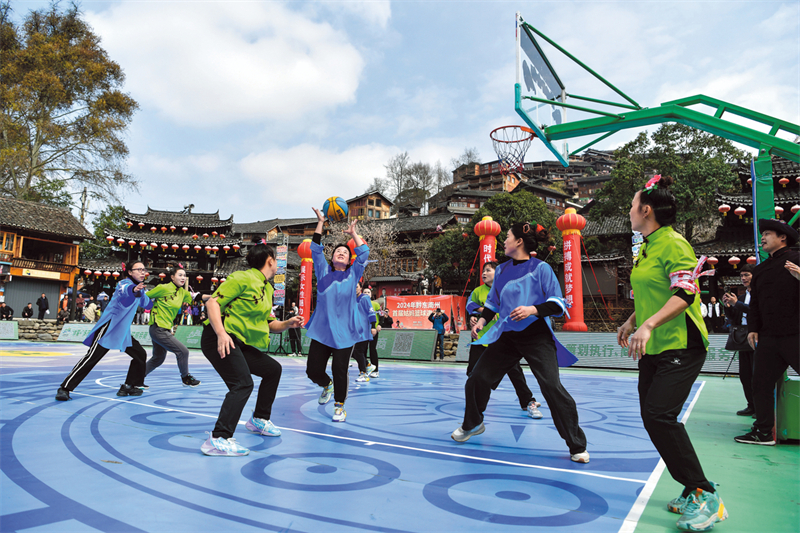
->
<box><xmin>200</xmin><ymin>434</ymin><xmax>250</xmax><ymax>456</ymax></box>
<box><xmin>676</xmin><ymin>489</ymin><xmax>728</xmax><ymax>531</ymax></box>
<box><xmin>451</xmin><ymin>422</ymin><xmax>485</xmax><ymax>442</ymax></box>
<box><xmin>246</xmin><ymin>415</ymin><xmax>281</xmax><ymax>437</ymax></box>
<box><xmin>670</xmin><ymin>482</ymin><xmax>720</xmax><ymax>514</ymax></box>
<box><xmin>318</xmin><ymin>382</ymin><xmax>333</xmax><ymax>404</ymax></box>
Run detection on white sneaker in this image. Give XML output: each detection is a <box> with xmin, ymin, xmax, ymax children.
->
<box><xmin>366</xmin><ymin>364</ymin><xmax>377</xmax><ymax>374</ymax></box>
<box><xmin>527</xmin><ymin>400</ymin><xmax>543</xmax><ymax>419</ymax></box>
<box><xmin>570</xmin><ymin>451</ymin><xmax>590</xmax><ymax>463</ymax></box>
<box><xmin>369</xmin><ymin>370</ymin><xmax>379</xmax><ymax>378</ymax></box>
<box><xmin>200</xmin><ymin>434</ymin><xmax>250</xmax><ymax>456</ymax></box>
<box><xmin>356</xmin><ymin>372</ymin><xmax>370</xmax><ymax>382</ymax></box>
<box><xmin>451</xmin><ymin>422</ymin><xmax>485</xmax><ymax>442</ymax></box>
<box><xmin>318</xmin><ymin>382</ymin><xmax>333</xmax><ymax>404</ymax></box>
<box><xmin>333</xmin><ymin>402</ymin><xmax>347</xmax><ymax>422</ymax></box>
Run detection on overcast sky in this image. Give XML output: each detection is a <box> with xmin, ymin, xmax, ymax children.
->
<box><xmin>11</xmin><ymin>1</ymin><xmax>800</xmax><ymax>228</ymax></box>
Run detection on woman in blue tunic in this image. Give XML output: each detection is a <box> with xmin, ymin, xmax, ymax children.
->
<box><xmin>452</xmin><ymin>222</ymin><xmax>589</xmax><ymax>464</ymax></box>
<box><xmin>305</xmin><ymin>207</ymin><xmax>369</xmax><ymax>422</ymax></box>
<box><xmin>56</xmin><ymin>262</ymin><xmax>153</xmax><ymax>400</ymax></box>
<box><xmin>352</xmin><ymin>280</ymin><xmax>377</xmax><ymax>383</ymax></box>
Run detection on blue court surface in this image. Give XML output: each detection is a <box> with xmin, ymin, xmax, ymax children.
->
<box><xmin>0</xmin><ymin>342</ymin><xmax>702</xmax><ymax>533</ymax></box>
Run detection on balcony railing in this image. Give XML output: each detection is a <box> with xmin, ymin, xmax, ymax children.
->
<box><xmin>12</xmin><ymin>258</ymin><xmax>75</xmax><ymax>274</ymax></box>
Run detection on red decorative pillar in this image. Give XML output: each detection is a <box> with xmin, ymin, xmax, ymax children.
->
<box><xmin>473</xmin><ymin>216</ymin><xmax>501</xmax><ymax>283</ymax></box>
<box><xmin>556</xmin><ymin>208</ymin><xmax>587</xmax><ymax>332</ymax></box>
<box><xmin>297</xmin><ymin>239</ymin><xmax>313</xmax><ymax>324</ymax></box>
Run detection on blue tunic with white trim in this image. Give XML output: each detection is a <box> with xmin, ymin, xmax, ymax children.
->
<box><xmin>305</xmin><ymin>242</ymin><xmax>370</xmax><ymax>349</ymax></box>
<box><xmin>82</xmin><ymin>278</ymin><xmax>153</xmax><ymax>351</ymax></box>
<box><xmin>475</xmin><ymin>258</ymin><xmax>578</xmax><ymax>367</ymax></box>
<box><xmin>356</xmin><ymin>293</ymin><xmax>377</xmax><ymax>342</ymax></box>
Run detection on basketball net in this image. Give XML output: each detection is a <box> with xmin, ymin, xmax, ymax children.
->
<box><xmin>490</xmin><ymin>125</ymin><xmax>534</xmax><ymax>176</ymax></box>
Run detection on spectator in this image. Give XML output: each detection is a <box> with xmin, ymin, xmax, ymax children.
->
<box><xmin>22</xmin><ymin>303</ymin><xmax>34</xmax><ymax>319</ymax></box>
<box><xmin>428</xmin><ymin>308</ymin><xmax>449</xmax><ymax>360</ymax></box>
<box><xmin>704</xmin><ymin>297</ymin><xmax>723</xmax><ymax>333</ymax></box>
<box><xmin>735</xmin><ymin>219</ymin><xmax>800</xmax><ymax>446</ymax></box>
<box><xmin>96</xmin><ymin>290</ymin><xmax>109</xmax><ymax>311</ymax></box>
<box><xmin>75</xmin><ymin>294</ymin><xmax>85</xmax><ymax>319</ymax></box>
<box><xmin>286</xmin><ymin>301</ymin><xmax>302</xmax><ymax>356</ymax></box>
<box><xmin>722</xmin><ymin>264</ymin><xmax>755</xmax><ymax>416</ymax></box>
<box><xmin>83</xmin><ymin>302</ymin><xmax>99</xmax><ymax>323</ymax></box>
<box><xmin>0</xmin><ymin>302</ymin><xmax>13</xmax><ymax>320</ymax></box>
<box><xmin>36</xmin><ymin>293</ymin><xmax>49</xmax><ymax>320</ymax></box>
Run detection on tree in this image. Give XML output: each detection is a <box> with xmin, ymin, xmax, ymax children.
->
<box><xmin>593</xmin><ymin>124</ymin><xmax>746</xmax><ymax>242</ymax></box>
<box><xmin>323</xmin><ymin>218</ymin><xmax>400</xmax><ymax>281</ymax></box>
<box><xmin>433</xmin><ymin>160</ymin><xmax>449</xmax><ymax>193</ymax></box>
<box><xmin>0</xmin><ymin>2</ymin><xmax>139</xmax><ymax>204</ymax></box>
<box><xmin>364</xmin><ymin>176</ymin><xmax>387</xmax><ymax>195</ymax></box>
<box><xmin>80</xmin><ymin>204</ymin><xmax>127</xmax><ymax>260</ymax></box>
<box><xmin>384</xmin><ymin>151</ymin><xmax>411</xmax><ymax>202</ymax></box>
<box><xmin>450</xmin><ymin>147</ymin><xmax>480</xmax><ymax>171</ymax></box>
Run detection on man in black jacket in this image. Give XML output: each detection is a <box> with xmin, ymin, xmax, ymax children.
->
<box><xmin>22</xmin><ymin>303</ymin><xmax>34</xmax><ymax>319</ymax></box>
<box><xmin>723</xmin><ymin>264</ymin><xmax>755</xmax><ymax>416</ymax></box>
<box><xmin>735</xmin><ymin>219</ymin><xmax>800</xmax><ymax>445</ymax></box>
<box><xmin>0</xmin><ymin>302</ymin><xmax>13</xmax><ymax>320</ymax></box>
<box><xmin>36</xmin><ymin>293</ymin><xmax>49</xmax><ymax>320</ymax></box>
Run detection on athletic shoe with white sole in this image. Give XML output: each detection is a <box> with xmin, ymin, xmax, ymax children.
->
<box><xmin>318</xmin><ymin>382</ymin><xmax>333</xmax><ymax>404</ymax></box>
<box><xmin>356</xmin><ymin>372</ymin><xmax>370</xmax><ymax>382</ymax></box>
<box><xmin>369</xmin><ymin>371</ymin><xmax>379</xmax><ymax>378</ymax></box>
<box><xmin>570</xmin><ymin>451</ymin><xmax>590</xmax><ymax>463</ymax></box>
<box><xmin>182</xmin><ymin>374</ymin><xmax>201</xmax><ymax>387</ymax></box>
<box><xmin>451</xmin><ymin>422</ymin><xmax>485</xmax><ymax>442</ymax></box>
<box><xmin>366</xmin><ymin>364</ymin><xmax>377</xmax><ymax>374</ymax></box>
<box><xmin>734</xmin><ymin>428</ymin><xmax>775</xmax><ymax>445</ymax></box>
<box><xmin>676</xmin><ymin>489</ymin><xmax>727</xmax><ymax>531</ymax></box>
<box><xmin>245</xmin><ymin>415</ymin><xmax>281</xmax><ymax>437</ymax></box>
<box><xmin>527</xmin><ymin>400</ymin><xmax>543</xmax><ymax>419</ymax></box>
<box><xmin>200</xmin><ymin>434</ymin><xmax>250</xmax><ymax>456</ymax></box>
<box><xmin>333</xmin><ymin>402</ymin><xmax>347</xmax><ymax>422</ymax></box>
<box><xmin>669</xmin><ymin>482</ymin><xmax>720</xmax><ymax>514</ymax></box>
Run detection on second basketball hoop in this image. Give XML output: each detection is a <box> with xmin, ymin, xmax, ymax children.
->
<box><xmin>490</xmin><ymin>125</ymin><xmax>534</xmax><ymax>176</ymax></box>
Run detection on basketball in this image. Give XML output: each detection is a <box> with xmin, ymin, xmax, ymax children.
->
<box><xmin>322</xmin><ymin>196</ymin><xmax>348</xmax><ymax>222</ymax></box>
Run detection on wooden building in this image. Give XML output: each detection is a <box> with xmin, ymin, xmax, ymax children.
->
<box><xmin>0</xmin><ymin>198</ymin><xmax>92</xmax><ymax>311</ymax></box>
<box><xmin>346</xmin><ymin>191</ymin><xmax>393</xmax><ymax>221</ymax></box>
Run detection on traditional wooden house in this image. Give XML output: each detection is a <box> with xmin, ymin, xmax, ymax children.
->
<box><xmin>427</xmin><ymin>186</ymin><xmax>499</xmax><ymax>223</ymax></box>
<box><xmin>0</xmin><ymin>197</ymin><xmax>92</xmax><ymax>311</ymax></box>
<box><xmin>346</xmin><ymin>191</ymin><xmax>393</xmax><ymax>221</ymax></box>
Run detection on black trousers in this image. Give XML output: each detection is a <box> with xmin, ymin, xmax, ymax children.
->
<box><xmin>463</xmin><ymin>330</ymin><xmax>587</xmax><ymax>454</ymax></box>
<box><xmin>352</xmin><ymin>340</ymin><xmax>369</xmax><ymax>373</ymax></box>
<box><xmin>738</xmin><ymin>349</ymin><xmax>755</xmax><ymax>409</ymax></box>
<box><xmin>368</xmin><ymin>331</ymin><xmax>380</xmax><ymax>369</ymax></box>
<box><xmin>638</xmin><ymin>348</ymin><xmax>713</xmax><ymax>493</ymax></box>
<box><xmin>38</xmin><ymin>309</ymin><xmax>46</xmax><ymax>320</ymax></box>
<box><xmin>61</xmin><ymin>322</ymin><xmax>147</xmax><ymax>391</ymax></box>
<box><xmin>467</xmin><ymin>344</ymin><xmax>533</xmax><ymax>409</ymax></box>
<box><xmin>434</xmin><ymin>332</ymin><xmax>445</xmax><ymax>359</ymax></box>
<box><xmin>752</xmin><ymin>334</ymin><xmax>800</xmax><ymax>434</ymax></box>
<box><xmin>306</xmin><ymin>339</ymin><xmax>353</xmax><ymax>404</ymax></box>
<box><xmin>289</xmin><ymin>329</ymin><xmax>302</xmax><ymax>354</ymax></box>
<box><xmin>201</xmin><ymin>325</ymin><xmax>282</xmax><ymax>439</ymax></box>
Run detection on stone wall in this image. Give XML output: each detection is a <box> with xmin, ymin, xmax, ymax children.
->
<box><xmin>442</xmin><ymin>333</ymin><xmax>460</xmax><ymax>359</ymax></box>
<box><xmin>15</xmin><ymin>319</ymin><xmax>64</xmax><ymax>342</ymax></box>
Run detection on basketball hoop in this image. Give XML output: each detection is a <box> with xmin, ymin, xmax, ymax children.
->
<box><xmin>490</xmin><ymin>125</ymin><xmax>535</xmax><ymax>176</ymax></box>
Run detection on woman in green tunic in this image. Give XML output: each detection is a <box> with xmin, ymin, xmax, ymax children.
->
<box><xmin>144</xmin><ymin>266</ymin><xmax>200</xmax><ymax>387</ymax></box>
<box><xmin>617</xmin><ymin>175</ymin><xmax>727</xmax><ymax>532</ymax></box>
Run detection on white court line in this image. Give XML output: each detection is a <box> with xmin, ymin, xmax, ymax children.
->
<box><xmin>617</xmin><ymin>380</ymin><xmax>707</xmax><ymax>533</ymax></box>
<box><xmin>69</xmin><ymin>390</ymin><xmax>646</xmax><ymax>485</ymax></box>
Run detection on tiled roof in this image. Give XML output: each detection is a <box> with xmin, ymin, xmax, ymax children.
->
<box><xmin>512</xmin><ymin>181</ymin><xmax>572</xmax><ymax>199</ymax></box>
<box><xmin>583</xmin><ymin>216</ymin><xmax>630</xmax><ymax>237</ymax></box>
<box><xmin>346</xmin><ymin>191</ymin><xmax>394</xmax><ymax>205</ymax></box>
<box><xmin>233</xmin><ymin>218</ymin><xmax>318</xmax><ymax>235</ymax></box>
<box><xmin>124</xmin><ymin>207</ymin><xmax>234</xmax><ymax>228</ymax></box>
<box><xmin>693</xmin><ymin>238</ymin><xmax>759</xmax><ymax>258</ymax></box>
<box><xmin>717</xmin><ymin>190</ymin><xmax>800</xmax><ymax>207</ymax></box>
<box><xmin>0</xmin><ymin>197</ymin><xmax>92</xmax><ymax>239</ymax></box>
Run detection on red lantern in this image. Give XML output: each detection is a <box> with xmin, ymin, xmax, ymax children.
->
<box><xmin>112</xmin><ymin>271</ymin><xmax>120</xmax><ymax>279</ymax></box>
<box><xmin>779</xmin><ymin>177</ymin><xmax>790</xmax><ymax>188</ymax></box>
<box><xmin>116</xmin><ymin>238</ymin><xmax>125</xmax><ymax>246</ymax></box>
<box><xmin>160</xmin><ymin>226</ymin><xmax>167</xmax><ymax>233</ymax></box>
<box><xmin>103</xmin><ymin>271</ymin><xmax>111</xmax><ymax>279</ymax></box>
<box><xmin>548</xmin><ymin>245</ymin><xmax>556</xmax><ymax>252</ymax></box>
<box><xmin>791</xmin><ymin>204</ymin><xmax>800</xmax><ymax>214</ymax></box>
<box><xmin>530</xmin><ymin>251</ymin><xmax>537</xmax><ymax>257</ymax></box>
<box><xmin>194</xmin><ymin>245</ymin><xmax>201</xmax><ymax>252</ymax></box>
<box><xmin>196</xmin><ymin>275</ymin><xmax>203</xmax><ymax>282</ymax></box>
<box><xmin>150</xmin><ymin>242</ymin><xmax>157</xmax><ymax>249</ymax></box>
<box><xmin>462</xmin><ymin>232</ymin><xmax>468</xmax><ymax>239</ymax></box>
<box><xmin>211</xmin><ymin>276</ymin><xmax>219</xmax><ymax>284</ymax></box>
<box><xmin>718</xmin><ymin>204</ymin><xmax>730</xmax><ymax>216</ymax></box>
<box><xmin>139</xmin><ymin>241</ymin><xmax>148</xmax><ymax>248</ymax></box>
<box><xmin>161</xmin><ymin>243</ymin><xmax>168</xmax><ymax>250</ymax></box>
<box><xmin>129</xmin><ymin>240</ymin><xmax>136</xmax><ymax>248</ymax></box>
<box><xmin>728</xmin><ymin>256</ymin><xmax>741</xmax><ymax>269</ymax></box>
<box><xmin>212</xmin><ymin>246</ymin><xmax>219</xmax><ymax>253</ymax></box>
<box><xmin>126</xmin><ymin>221</ymin><xmax>133</xmax><ymax>228</ymax></box>
<box><xmin>221</xmin><ymin>277</ymin><xmax>226</xmax><ymax>283</ymax></box>
<box><xmin>138</xmin><ymin>222</ymin><xmax>145</xmax><ymax>229</ymax></box>
<box><xmin>212</xmin><ymin>231</ymin><xmax>218</xmax><ymax>237</ymax></box>
<box><xmin>204</xmin><ymin>246</ymin><xmax>212</xmax><ymax>252</ymax></box>
<box><xmin>746</xmin><ymin>256</ymin><xmax>757</xmax><ymax>265</ymax></box>
<box><xmin>170</xmin><ymin>225</ymin><xmax>176</xmax><ymax>232</ymax></box>
<box><xmin>94</xmin><ymin>270</ymin><xmax>102</xmax><ymax>277</ymax></box>
<box><xmin>182</xmin><ymin>227</ymin><xmax>188</xmax><ymax>233</ymax></box>
<box><xmin>203</xmin><ymin>233</ymin><xmax>209</xmax><ymax>239</ymax></box>
<box><xmin>796</xmin><ymin>176</ymin><xmax>800</xmax><ymax>184</ymax></box>
<box><xmin>84</xmin><ymin>269</ymin><xmax>92</xmax><ymax>276</ymax></box>
<box><xmin>223</xmin><ymin>245</ymin><xmax>230</xmax><ymax>253</ymax></box>
<box><xmin>182</xmin><ymin>244</ymin><xmax>190</xmax><ymax>253</ymax></box>
<box><xmin>707</xmin><ymin>257</ymin><xmax>719</xmax><ymax>266</ymax></box>
<box><xmin>192</xmin><ymin>234</ymin><xmax>199</xmax><ymax>240</ymax></box>
<box><xmin>747</xmin><ymin>178</ymin><xmax>752</xmax><ymax>185</ymax></box>
<box><xmin>159</xmin><ymin>272</ymin><xmax>166</xmax><ymax>280</ymax></box>
<box><xmin>775</xmin><ymin>206</ymin><xmax>784</xmax><ymax>216</ymax></box>
<box><xmin>734</xmin><ymin>207</ymin><xmax>746</xmax><ymax>219</ymax></box>
<box><xmin>150</xmin><ymin>226</ymin><xmax>157</xmax><ymax>233</ymax></box>
<box><xmin>171</xmin><ymin>244</ymin><xmax>179</xmax><ymax>251</ymax></box>
<box><xmin>220</xmin><ymin>233</ymin><xmax>226</xmax><ymax>239</ymax></box>
<box><xmin>233</xmin><ymin>244</ymin><xmax>240</xmax><ymax>252</ymax></box>
<box><xmin>106</xmin><ymin>235</ymin><xmax>114</xmax><ymax>243</ymax></box>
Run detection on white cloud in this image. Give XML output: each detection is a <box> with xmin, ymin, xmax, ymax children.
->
<box><xmin>87</xmin><ymin>3</ymin><xmax>364</xmax><ymax>127</ymax></box>
<box><xmin>326</xmin><ymin>1</ymin><xmax>392</xmax><ymax>29</ymax></box>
